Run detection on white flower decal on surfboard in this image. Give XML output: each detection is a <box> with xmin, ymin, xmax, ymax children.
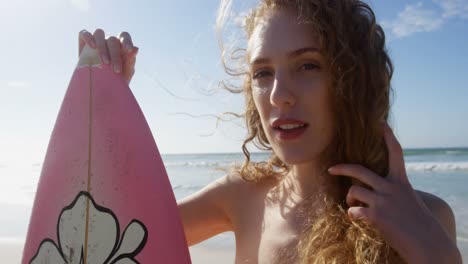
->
<box><xmin>30</xmin><ymin>191</ymin><xmax>148</xmax><ymax>264</ymax></box>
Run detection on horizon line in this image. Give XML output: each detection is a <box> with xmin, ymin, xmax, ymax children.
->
<box><xmin>160</xmin><ymin>146</ymin><xmax>468</xmax><ymax>156</ymax></box>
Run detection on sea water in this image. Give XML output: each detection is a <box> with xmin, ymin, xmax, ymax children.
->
<box><xmin>1</xmin><ymin>148</ymin><xmax>467</xmax><ymax>257</ymax></box>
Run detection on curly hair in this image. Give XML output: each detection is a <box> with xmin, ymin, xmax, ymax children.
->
<box><xmin>217</xmin><ymin>0</ymin><xmax>404</xmax><ymax>263</ymax></box>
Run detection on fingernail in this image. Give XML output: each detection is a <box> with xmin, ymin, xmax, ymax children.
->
<box><xmin>125</xmin><ymin>44</ymin><xmax>132</xmax><ymax>51</ymax></box>
<box><xmin>328</xmin><ymin>167</ymin><xmax>334</xmax><ymax>173</ymax></box>
<box><xmin>114</xmin><ymin>64</ymin><xmax>121</xmax><ymax>73</ymax></box>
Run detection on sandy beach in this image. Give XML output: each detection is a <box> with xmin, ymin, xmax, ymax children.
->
<box><xmin>0</xmin><ymin>241</ymin><xmax>235</xmax><ymax>263</ymax></box>
<box><xmin>3</xmin><ymin>240</ymin><xmax>468</xmax><ymax>263</ymax></box>
<box><xmin>0</xmin><ymin>242</ymin><xmax>23</xmax><ymax>263</ymax></box>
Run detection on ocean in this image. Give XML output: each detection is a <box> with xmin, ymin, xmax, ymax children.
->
<box><xmin>1</xmin><ymin>148</ymin><xmax>467</xmax><ymax>258</ymax></box>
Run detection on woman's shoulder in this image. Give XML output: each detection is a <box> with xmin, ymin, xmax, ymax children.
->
<box><xmin>182</xmin><ymin>171</ymin><xmax>278</xmax><ymax>207</ymax></box>
<box><xmin>215</xmin><ymin>172</ymin><xmax>280</xmax><ymax>197</ymax></box>
<box><xmin>415</xmin><ymin>190</ymin><xmax>457</xmax><ymax>242</ymax></box>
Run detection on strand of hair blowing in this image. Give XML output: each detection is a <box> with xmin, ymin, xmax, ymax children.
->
<box><xmin>217</xmin><ymin>0</ymin><xmax>405</xmax><ymax>263</ymax></box>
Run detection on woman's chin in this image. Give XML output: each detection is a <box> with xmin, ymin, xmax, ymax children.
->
<box><xmin>275</xmin><ymin>150</ymin><xmax>316</xmax><ymax>165</ymax></box>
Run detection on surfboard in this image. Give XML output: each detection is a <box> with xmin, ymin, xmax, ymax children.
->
<box><xmin>21</xmin><ymin>44</ymin><xmax>191</xmax><ymax>263</ymax></box>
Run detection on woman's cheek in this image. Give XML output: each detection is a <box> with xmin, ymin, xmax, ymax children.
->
<box><xmin>295</xmin><ymin>74</ymin><xmax>323</xmax><ymax>92</ymax></box>
<box><xmin>252</xmin><ymin>87</ymin><xmax>265</xmax><ymax>96</ymax></box>
<box><xmin>252</xmin><ymin>85</ymin><xmax>271</xmax><ymax>114</ymax></box>
<box><xmin>252</xmin><ymin>83</ymin><xmax>270</xmax><ymax>96</ymax></box>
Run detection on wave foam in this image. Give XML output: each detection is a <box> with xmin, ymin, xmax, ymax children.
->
<box><xmin>164</xmin><ymin>161</ymin><xmax>240</xmax><ymax>168</ymax></box>
<box><xmin>162</xmin><ymin>160</ymin><xmax>468</xmax><ymax>172</ymax></box>
<box><xmin>406</xmin><ymin>162</ymin><xmax>468</xmax><ymax>172</ymax></box>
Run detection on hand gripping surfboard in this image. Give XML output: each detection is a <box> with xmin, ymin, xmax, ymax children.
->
<box><xmin>21</xmin><ymin>44</ymin><xmax>191</xmax><ymax>263</ymax></box>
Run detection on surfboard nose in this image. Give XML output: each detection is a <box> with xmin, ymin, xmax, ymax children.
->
<box><xmin>77</xmin><ymin>44</ymin><xmax>101</xmax><ymax>67</ymax></box>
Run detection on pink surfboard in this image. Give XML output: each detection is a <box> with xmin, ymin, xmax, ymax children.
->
<box><xmin>22</xmin><ymin>45</ymin><xmax>191</xmax><ymax>263</ymax></box>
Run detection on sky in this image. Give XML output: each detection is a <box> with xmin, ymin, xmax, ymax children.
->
<box><xmin>0</xmin><ymin>0</ymin><xmax>467</xmax><ymax>165</ymax></box>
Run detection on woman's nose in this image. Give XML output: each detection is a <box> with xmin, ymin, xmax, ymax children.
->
<box><xmin>270</xmin><ymin>71</ymin><xmax>296</xmax><ymax>109</ymax></box>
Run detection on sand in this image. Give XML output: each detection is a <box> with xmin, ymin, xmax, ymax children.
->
<box><xmin>0</xmin><ymin>241</ymin><xmax>235</xmax><ymax>263</ymax></box>
<box><xmin>0</xmin><ymin>242</ymin><xmax>23</xmax><ymax>263</ymax></box>
<box><xmin>2</xmin><ymin>241</ymin><xmax>467</xmax><ymax>263</ymax></box>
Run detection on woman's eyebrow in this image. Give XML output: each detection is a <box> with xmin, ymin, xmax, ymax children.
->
<box><xmin>288</xmin><ymin>47</ymin><xmax>320</xmax><ymax>58</ymax></box>
<box><xmin>250</xmin><ymin>47</ymin><xmax>320</xmax><ymax>66</ymax></box>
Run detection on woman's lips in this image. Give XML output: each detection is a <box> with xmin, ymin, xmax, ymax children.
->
<box><xmin>273</xmin><ymin>124</ymin><xmax>308</xmax><ymax>140</ymax></box>
<box><xmin>271</xmin><ymin>118</ymin><xmax>307</xmax><ymax>128</ymax></box>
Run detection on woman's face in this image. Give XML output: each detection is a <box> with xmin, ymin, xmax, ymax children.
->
<box><xmin>248</xmin><ymin>8</ymin><xmax>334</xmax><ymax>165</ymax></box>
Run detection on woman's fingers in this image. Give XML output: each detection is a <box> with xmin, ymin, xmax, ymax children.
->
<box><xmin>119</xmin><ymin>31</ymin><xmax>134</xmax><ymax>52</ymax></box>
<box><xmin>93</xmin><ymin>29</ymin><xmax>110</xmax><ymax>65</ymax></box>
<box><xmin>78</xmin><ymin>30</ymin><xmax>96</xmax><ymax>56</ymax></box>
<box><xmin>122</xmin><ymin>47</ymin><xmax>138</xmax><ymax>83</ymax></box>
<box><xmin>328</xmin><ymin>164</ymin><xmax>389</xmax><ymax>192</ymax></box>
<box><xmin>347</xmin><ymin>206</ymin><xmax>371</xmax><ymax>221</ymax></box>
<box><xmin>383</xmin><ymin>122</ymin><xmax>410</xmax><ymax>184</ymax></box>
<box><xmin>118</xmin><ymin>32</ymin><xmax>138</xmax><ymax>82</ymax></box>
<box><xmin>106</xmin><ymin>36</ymin><xmax>123</xmax><ymax>73</ymax></box>
<box><xmin>78</xmin><ymin>29</ymin><xmax>138</xmax><ymax>80</ymax></box>
<box><xmin>346</xmin><ymin>185</ymin><xmax>376</xmax><ymax>207</ymax></box>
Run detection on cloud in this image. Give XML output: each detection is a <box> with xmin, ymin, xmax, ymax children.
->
<box><xmin>381</xmin><ymin>2</ymin><xmax>444</xmax><ymax>38</ymax></box>
<box><xmin>69</xmin><ymin>0</ymin><xmax>90</xmax><ymax>11</ymax></box>
<box><xmin>381</xmin><ymin>0</ymin><xmax>468</xmax><ymax>38</ymax></box>
<box><xmin>433</xmin><ymin>0</ymin><xmax>468</xmax><ymax>18</ymax></box>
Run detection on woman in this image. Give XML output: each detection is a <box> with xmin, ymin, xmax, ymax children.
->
<box><xmin>78</xmin><ymin>0</ymin><xmax>462</xmax><ymax>263</ymax></box>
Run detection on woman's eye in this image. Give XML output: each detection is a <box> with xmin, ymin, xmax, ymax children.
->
<box><xmin>252</xmin><ymin>70</ymin><xmax>272</xmax><ymax>79</ymax></box>
<box><xmin>299</xmin><ymin>63</ymin><xmax>319</xmax><ymax>71</ymax></box>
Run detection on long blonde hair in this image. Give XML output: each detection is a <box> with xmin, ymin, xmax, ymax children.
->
<box><xmin>217</xmin><ymin>0</ymin><xmax>404</xmax><ymax>263</ymax></box>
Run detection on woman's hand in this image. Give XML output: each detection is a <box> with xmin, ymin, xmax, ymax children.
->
<box><xmin>328</xmin><ymin>122</ymin><xmax>462</xmax><ymax>264</ymax></box>
<box><xmin>78</xmin><ymin>29</ymin><xmax>139</xmax><ymax>84</ymax></box>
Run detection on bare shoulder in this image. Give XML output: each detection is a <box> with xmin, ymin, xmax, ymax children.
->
<box><xmin>177</xmin><ymin>171</ymin><xmax>278</xmax><ymax>246</ymax></box>
<box><xmin>176</xmin><ymin>173</ymin><xmax>250</xmax><ymax>246</ymax></box>
<box><xmin>216</xmin><ymin>172</ymin><xmax>280</xmax><ymax>200</ymax></box>
<box><xmin>177</xmin><ymin>172</ymin><xmax>254</xmax><ymax>214</ymax></box>
<box><xmin>415</xmin><ymin>190</ymin><xmax>457</xmax><ymax>242</ymax></box>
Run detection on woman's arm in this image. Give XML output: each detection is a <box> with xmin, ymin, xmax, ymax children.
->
<box><xmin>177</xmin><ymin>175</ymin><xmax>234</xmax><ymax>246</ymax></box>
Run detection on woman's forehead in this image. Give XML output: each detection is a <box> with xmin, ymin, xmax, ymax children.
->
<box><xmin>247</xmin><ymin>8</ymin><xmax>320</xmax><ymax>63</ymax></box>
